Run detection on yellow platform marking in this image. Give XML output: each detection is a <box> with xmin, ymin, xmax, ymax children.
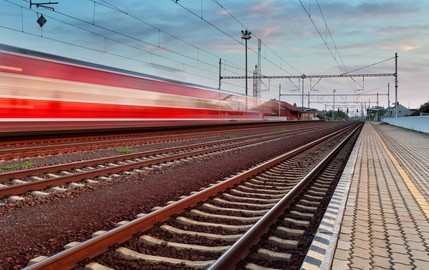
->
<box><xmin>370</xmin><ymin>123</ymin><xmax>429</xmax><ymax>219</ymax></box>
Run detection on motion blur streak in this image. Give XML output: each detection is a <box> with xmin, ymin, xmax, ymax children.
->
<box><xmin>0</xmin><ymin>44</ymin><xmax>265</xmax><ymax>135</ymax></box>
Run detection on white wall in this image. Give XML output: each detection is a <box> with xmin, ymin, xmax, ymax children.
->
<box><xmin>382</xmin><ymin>116</ymin><xmax>429</xmax><ymax>134</ymax></box>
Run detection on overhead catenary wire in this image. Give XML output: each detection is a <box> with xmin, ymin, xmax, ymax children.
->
<box><xmin>96</xmin><ymin>0</ymin><xmax>245</xmax><ymax>74</ymax></box>
<box><xmin>173</xmin><ymin>0</ymin><xmax>302</xmax><ymax>82</ymax></box>
<box><xmin>9</xmin><ymin>0</ymin><xmax>247</xmax><ymax>87</ymax></box>
<box><xmin>298</xmin><ymin>0</ymin><xmax>346</xmax><ymax>74</ymax></box>
<box><xmin>315</xmin><ymin>0</ymin><xmax>348</xmax><ymax>74</ymax></box>
<box><xmin>210</xmin><ymin>0</ymin><xmax>303</xmax><ymax>76</ymax></box>
<box><xmin>5</xmin><ymin>0</ymin><xmax>395</xmax><ymax>106</ymax></box>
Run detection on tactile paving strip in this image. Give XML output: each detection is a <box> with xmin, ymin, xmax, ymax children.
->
<box><xmin>301</xmin><ymin>125</ymin><xmax>363</xmax><ymax>270</ymax></box>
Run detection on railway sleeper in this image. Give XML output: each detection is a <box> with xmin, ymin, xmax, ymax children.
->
<box><xmin>254</xmin><ymin>248</ymin><xmax>292</xmax><ymax>263</ymax></box>
<box><xmin>189</xmin><ymin>209</ymin><xmax>262</xmax><ymax>223</ymax></box>
<box><xmin>283</xmin><ymin>217</ymin><xmax>310</xmax><ymax>228</ymax></box>
<box><xmin>139</xmin><ymin>235</ymin><xmax>230</xmax><ymax>254</ymax></box>
<box><xmin>201</xmin><ymin>203</ymin><xmax>268</xmax><ymax>215</ymax></box>
<box><xmin>229</xmin><ymin>189</ymin><xmax>286</xmax><ymax>199</ymax></box>
<box><xmin>297</xmin><ymin>199</ymin><xmax>319</xmax><ymax>208</ymax></box>
<box><xmin>312</xmin><ymin>181</ymin><xmax>331</xmax><ymax>188</ymax></box>
<box><xmin>160</xmin><ymin>224</ymin><xmax>242</xmax><ymax>242</ymax></box>
<box><xmin>222</xmin><ymin>193</ymin><xmax>280</xmax><ymax>203</ymax></box>
<box><xmin>250</xmin><ymin>178</ymin><xmax>292</xmax><ymax>186</ymax></box>
<box><xmin>243</xmin><ymin>181</ymin><xmax>291</xmax><ymax>190</ymax></box>
<box><xmin>236</xmin><ymin>184</ymin><xmax>290</xmax><ymax>194</ymax></box>
<box><xmin>115</xmin><ymin>247</ymin><xmax>215</xmax><ymax>269</ymax></box>
<box><xmin>267</xmin><ymin>236</ymin><xmax>299</xmax><ymax>249</ymax></box>
<box><xmin>308</xmin><ymin>185</ymin><xmax>328</xmax><ymax>192</ymax></box>
<box><xmin>212</xmin><ymin>197</ymin><xmax>276</xmax><ymax>209</ymax></box>
<box><xmin>289</xmin><ymin>210</ymin><xmax>314</xmax><ymax>220</ymax></box>
<box><xmin>306</xmin><ymin>189</ymin><xmax>326</xmax><ymax>197</ymax></box>
<box><xmin>275</xmin><ymin>225</ymin><xmax>305</xmax><ymax>238</ymax></box>
<box><xmin>303</xmin><ymin>193</ymin><xmax>323</xmax><ymax>201</ymax></box>
<box><xmin>175</xmin><ymin>216</ymin><xmax>252</xmax><ymax>232</ymax></box>
<box><xmin>294</xmin><ymin>203</ymin><xmax>319</xmax><ymax>212</ymax></box>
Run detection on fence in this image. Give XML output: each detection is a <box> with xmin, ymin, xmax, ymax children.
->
<box><xmin>382</xmin><ymin>116</ymin><xmax>429</xmax><ymax>134</ymax></box>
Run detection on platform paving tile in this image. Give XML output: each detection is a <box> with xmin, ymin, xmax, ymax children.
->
<box><xmin>352</xmin><ymin>247</ymin><xmax>371</xmax><ymax>260</ymax></box>
<box><xmin>371</xmin><ymin>246</ymin><xmax>389</xmax><ymax>258</ymax></box>
<box><xmin>352</xmin><ymin>239</ymin><xmax>370</xmax><ymax>251</ymax></box>
<box><xmin>334</xmin><ymin>248</ymin><xmax>352</xmax><ymax>261</ymax></box>
<box><xmin>336</xmin><ymin>240</ymin><xmax>351</xmax><ymax>251</ymax></box>
<box><xmin>391</xmin><ymin>262</ymin><xmax>415</xmax><ymax>270</ymax></box>
<box><xmin>331</xmin><ymin>259</ymin><xmax>349</xmax><ymax>270</ymax></box>
<box><xmin>388</xmin><ymin>236</ymin><xmax>406</xmax><ymax>246</ymax></box>
<box><xmin>375</xmin><ymin>123</ymin><xmax>429</xmax><ymax>200</ymax></box>
<box><xmin>403</xmin><ymin>232</ymin><xmax>421</xmax><ymax>242</ymax></box>
<box><xmin>370</xmin><ymin>225</ymin><xmax>385</xmax><ymax>233</ymax></box>
<box><xmin>389</xmin><ymin>230</ymin><xmax>404</xmax><ymax>237</ymax></box>
<box><xmin>371</xmin><ymin>255</ymin><xmax>390</xmax><ymax>269</ymax></box>
<box><xmin>406</xmin><ymin>240</ymin><xmax>427</xmax><ymax>252</ymax></box>
<box><xmin>388</xmin><ymin>243</ymin><xmax>409</xmax><ymax>254</ymax></box>
<box><xmin>327</xmin><ymin>123</ymin><xmax>429</xmax><ymax>270</ymax></box>
<box><xmin>410</xmin><ymin>250</ymin><xmax>429</xmax><ymax>261</ymax></box>
<box><xmin>353</xmin><ymin>231</ymin><xmax>370</xmax><ymax>242</ymax></box>
<box><xmin>349</xmin><ymin>256</ymin><xmax>372</xmax><ymax>270</ymax></box>
<box><xmin>338</xmin><ymin>232</ymin><xmax>352</xmax><ymax>243</ymax></box>
<box><xmin>371</xmin><ymin>238</ymin><xmax>388</xmax><ymax>249</ymax></box>
<box><xmin>414</xmin><ymin>259</ymin><xmax>429</xmax><ymax>270</ymax></box>
<box><xmin>370</xmin><ymin>231</ymin><xmax>385</xmax><ymax>241</ymax></box>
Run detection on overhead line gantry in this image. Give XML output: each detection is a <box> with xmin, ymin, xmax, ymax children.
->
<box><xmin>219</xmin><ymin>53</ymin><xmax>399</xmax><ymax>116</ymax></box>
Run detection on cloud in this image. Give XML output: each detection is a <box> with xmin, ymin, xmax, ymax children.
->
<box><xmin>380</xmin><ymin>45</ymin><xmax>419</xmax><ymax>52</ymax></box>
<box><xmin>250</xmin><ymin>0</ymin><xmax>273</xmax><ymax>17</ymax></box>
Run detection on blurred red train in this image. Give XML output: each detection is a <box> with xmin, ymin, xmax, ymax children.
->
<box><xmin>0</xmin><ymin>44</ymin><xmax>264</xmax><ymax>136</ymax></box>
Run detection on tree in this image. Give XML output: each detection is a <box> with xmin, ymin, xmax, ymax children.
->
<box><xmin>420</xmin><ymin>100</ymin><xmax>429</xmax><ymax>108</ymax></box>
<box><xmin>323</xmin><ymin>110</ymin><xmax>349</xmax><ymax>120</ymax></box>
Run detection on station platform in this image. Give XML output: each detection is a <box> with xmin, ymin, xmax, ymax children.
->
<box><xmin>302</xmin><ymin>122</ymin><xmax>429</xmax><ymax>270</ymax></box>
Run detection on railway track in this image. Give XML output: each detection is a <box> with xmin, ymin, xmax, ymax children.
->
<box><xmin>0</xmin><ymin>124</ymin><xmax>335</xmax><ymax>202</ymax></box>
<box><xmin>0</xmin><ymin>123</ymin><xmax>314</xmax><ymax>160</ymax></box>
<box><xmin>23</xmin><ymin>123</ymin><xmax>362</xmax><ymax>269</ymax></box>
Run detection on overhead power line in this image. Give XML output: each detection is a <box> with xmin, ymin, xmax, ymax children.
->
<box><xmin>210</xmin><ymin>0</ymin><xmax>303</xmax><ymax>76</ymax></box>
<box><xmin>5</xmin><ymin>0</ymin><xmax>247</xmax><ymax>88</ymax></box>
<box><xmin>298</xmin><ymin>0</ymin><xmax>346</xmax><ymax>74</ymax></box>
<box><xmin>173</xmin><ymin>0</ymin><xmax>302</xmax><ymax>80</ymax></box>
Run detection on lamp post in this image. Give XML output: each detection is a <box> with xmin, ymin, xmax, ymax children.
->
<box><xmin>241</xmin><ymin>29</ymin><xmax>251</xmax><ymax>111</ymax></box>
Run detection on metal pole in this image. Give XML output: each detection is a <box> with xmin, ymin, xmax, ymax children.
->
<box><xmin>333</xmin><ymin>89</ymin><xmax>336</xmax><ymax>120</ymax></box>
<box><xmin>395</xmin><ymin>52</ymin><xmax>398</xmax><ymax>117</ymax></box>
<box><xmin>301</xmin><ymin>75</ymin><xmax>305</xmax><ymax>108</ymax></box>
<box><xmin>241</xmin><ymin>30</ymin><xmax>252</xmax><ymax>111</ymax></box>
<box><xmin>245</xmin><ymin>38</ymin><xmax>248</xmax><ymax>110</ymax></box>
<box><xmin>218</xmin><ymin>58</ymin><xmax>222</xmax><ymax>90</ymax></box>
<box><xmin>307</xmin><ymin>91</ymin><xmax>310</xmax><ymax>108</ymax></box>
<box><xmin>388</xmin><ymin>83</ymin><xmax>390</xmax><ymax>114</ymax></box>
<box><xmin>279</xmin><ymin>84</ymin><xmax>281</xmax><ymax>117</ymax></box>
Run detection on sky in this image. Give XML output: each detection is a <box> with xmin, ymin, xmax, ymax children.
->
<box><xmin>1</xmin><ymin>0</ymin><xmax>428</xmax><ymax>112</ymax></box>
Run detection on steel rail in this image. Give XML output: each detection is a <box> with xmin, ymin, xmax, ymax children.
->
<box><xmin>0</xmin><ymin>130</ymin><xmax>225</xmax><ymax>160</ymax></box>
<box><xmin>0</xmin><ymin>125</ymin><xmax>322</xmax><ymax>198</ymax></box>
<box><xmin>0</xmin><ymin>122</ymin><xmax>298</xmax><ymax>158</ymax></box>
<box><xmin>208</xmin><ymin>123</ymin><xmax>362</xmax><ymax>269</ymax></box>
<box><xmin>0</xmin><ymin>124</ymin><xmax>319</xmax><ymax>182</ymax></box>
<box><xmin>23</xmin><ymin>125</ymin><xmax>356</xmax><ymax>270</ymax></box>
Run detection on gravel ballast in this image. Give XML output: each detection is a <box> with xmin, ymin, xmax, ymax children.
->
<box><xmin>0</xmin><ymin>124</ymin><xmax>349</xmax><ymax>269</ymax></box>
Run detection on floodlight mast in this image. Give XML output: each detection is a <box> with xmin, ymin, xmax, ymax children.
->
<box><xmin>241</xmin><ymin>30</ymin><xmax>251</xmax><ymax>111</ymax></box>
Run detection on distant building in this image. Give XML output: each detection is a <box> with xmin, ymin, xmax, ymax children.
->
<box><xmin>299</xmin><ymin>108</ymin><xmax>318</xmax><ymax>120</ymax></box>
<box><xmin>384</xmin><ymin>103</ymin><xmax>410</xmax><ymax>118</ymax></box>
<box><xmin>410</xmin><ymin>105</ymin><xmax>429</xmax><ymax>116</ymax></box>
<box><xmin>367</xmin><ymin>107</ymin><xmax>385</xmax><ymax>121</ymax></box>
<box><xmin>257</xmin><ymin>99</ymin><xmax>301</xmax><ymax>120</ymax></box>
